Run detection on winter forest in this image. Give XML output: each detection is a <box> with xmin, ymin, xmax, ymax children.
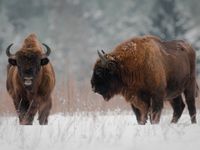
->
<box><xmin>1</xmin><ymin>0</ymin><xmax>200</xmax><ymax>81</ymax></box>
<box><xmin>0</xmin><ymin>0</ymin><xmax>200</xmax><ymax>150</ymax></box>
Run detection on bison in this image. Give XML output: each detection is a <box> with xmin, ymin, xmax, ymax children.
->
<box><xmin>91</xmin><ymin>35</ymin><xmax>197</xmax><ymax>125</ymax></box>
<box><xmin>6</xmin><ymin>34</ymin><xmax>55</xmax><ymax>125</ymax></box>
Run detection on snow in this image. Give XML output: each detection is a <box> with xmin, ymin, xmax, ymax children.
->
<box><xmin>0</xmin><ymin>111</ymin><xmax>200</xmax><ymax>150</ymax></box>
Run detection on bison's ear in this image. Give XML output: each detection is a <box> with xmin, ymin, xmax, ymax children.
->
<box><xmin>8</xmin><ymin>58</ymin><xmax>17</xmax><ymax>66</ymax></box>
<box><xmin>41</xmin><ymin>58</ymin><xmax>49</xmax><ymax>66</ymax></box>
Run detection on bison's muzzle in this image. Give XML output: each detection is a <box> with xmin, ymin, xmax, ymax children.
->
<box><xmin>24</xmin><ymin>77</ymin><xmax>33</xmax><ymax>86</ymax></box>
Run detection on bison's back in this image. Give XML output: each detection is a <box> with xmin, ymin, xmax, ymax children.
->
<box><xmin>157</xmin><ymin>40</ymin><xmax>195</xmax><ymax>76</ymax></box>
<box><xmin>159</xmin><ymin>40</ymin><xmax>195</xmax><ymax>57</ymax></box>
<box><xmin>156</xmin><ymin>40</ymin><xmax>196</xmax><ymax>99</ymax></box>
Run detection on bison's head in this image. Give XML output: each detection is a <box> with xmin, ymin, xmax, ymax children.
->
<box><xmin>6</xmin><ymin>43</ymin><xmax>51</xmax><ymax>90</ymax></box>
<box><xmin>91</xmin><ymin>50</ymin><xmax>122</xmax><ymax>101</ymax></box>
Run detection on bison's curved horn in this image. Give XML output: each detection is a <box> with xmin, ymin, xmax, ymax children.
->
<box><xmin>101</xmin><ymin>50</ymin><xmax>106</xmax><ymax>54</ymax></box>
<box><xmin>6</xmin><ymin>43</ymin><xmax>14</xmax><ymax>57</ymax></box>
<box><xmin>42</xmin><ymin>43</ymin><xmax>51</xmax><ymax>56</ymax></box>
<box><xmin>97</xmin><ymin>50</ymin><xmax>107</xmax><ymax>64</ymax></box>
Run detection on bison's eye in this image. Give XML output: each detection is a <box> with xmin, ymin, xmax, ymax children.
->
<box><xmin>95</xmin><ymin>71</ymin><xmax>101</xmax><ymax>76</ymax></box>
<box><xmin>41</xmin><ymin>58</ymin><xmax>49</xmax><ymax>66</ymax></box>
<box><xmin>8</xmin><ymin>58</ymin><xmax>17</xmax><ymax>66</ymax></box>
<box><xmin>94</xmin><ymin>68</ymin><xmax>103</xmax><ymax>76</ymax></box>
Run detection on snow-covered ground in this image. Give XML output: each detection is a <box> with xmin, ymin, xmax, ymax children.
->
<box><xmin>0</xmin><ymin>111</ymin><xmax>200</xmax><ymax>150</ymax></box>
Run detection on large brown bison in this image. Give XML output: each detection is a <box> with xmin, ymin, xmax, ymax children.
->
<box><xmin>91</xmin><ymin>35</ymin><xmax>197</xmax><ymax>125</ymax></box>
<box><xmin>6</xmin><ymin>34</ymin><xmax>55</xmax><ymax>125</ymax></box>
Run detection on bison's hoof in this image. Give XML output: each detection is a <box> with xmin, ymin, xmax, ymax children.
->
<box><xmin>191</xmin><ymin>119</ymin><xmax>197</xmax><ymax>124</ymax></box>
<box><xmin>171</xmin><ymin>120</ymin><xmax>178</xmax><ymax>124</ymax></box>
<box><xmin>150</xmin><ymin>120</ymin><xmax>160</xmax><ymax>124</ymax></box>
<box><xmin>39</xmin><ymin>120</ymin><xmax>48</xmax><ymax>125</ymax></box>
<box><xmin>20</xmin><ymin>120</ymin><xmax>33</xmax><ymax>125</ymax></box>
<box><xmin>171</xmin><ymin>117</ymin><xmax>178</xmax><ymax>124</ymax></box>
<box><xmin>138</xmin><ymin>120</ymin><xmax>146</xmax><ymax>125</ymax></box>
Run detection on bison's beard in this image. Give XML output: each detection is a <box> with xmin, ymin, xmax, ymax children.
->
<box><xmin>99</xmin><ymin>87</ymin><xmax>122</xmax><ymax>101</ymax></box>
<box><xmin>23</xmin><ymin>84</ymin><xmax>33</xmax><ymax>91</ymax></box>
<box><xmin>93</xmin><ymin>84</ymin><xmax>120</xmax><ymax>101</ymax></box>
<box><xmin>101</xmin><ymin>92</ymin><xmax>114</xmax><ymax>101</ymax></box>
<box><xmin>93</xmin><ymin>91</ymin><xmax>112</xmax><ymax>101</ymax></box>
<box><xmin>24</xmin><ymin>85</ymin><xmax>33</xmax><ymax>91</ymax></box>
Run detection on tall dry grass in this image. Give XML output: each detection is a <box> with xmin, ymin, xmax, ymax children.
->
<box><xmin>0</xmin><ymin>77</ymin><xmax>130</xmax><ymax>116</ymax></box>
<box><xmin>0</xmin><ymin>77</ymin><xmax>200</xmax><ymax>116</ymax></box>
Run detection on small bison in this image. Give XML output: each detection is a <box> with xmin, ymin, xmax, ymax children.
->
<box><xmin>91</xmin><ymin>35</ymin><xmax>197</xmax><ymax>124</ymax></box>
<box><xmin>6</xmin><ymin>34</ymin><xmax>55</xmax><ymax>125</ymax></box>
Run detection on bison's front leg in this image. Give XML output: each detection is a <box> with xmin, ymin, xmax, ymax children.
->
<box><xmin>13</xmin><ymin>98</ymin><xmax>30</xmax><ymax>125</ymax></box>
<box><xmin>130</xmin><ymin>97</ymin><xmax>149</xmax><ymax>125</ymax></box>
<box><xmin>14</xmin><ymin>98</ymin><xmax>37</xmax><ymax>125</ymax></box>
<box><xmin>19</xmin><ymin>100</ymin><xmax>38</xmax><ymax>125</ymax></box>
<box><xmin>131</xmin><ymin>104</ymin><xmax>148</xmax><ymax>125</ymax></box>
<box><xmin>38</xmin><ymin>97</ymin><xmax>52</xmax><ymax>125</ymax></box>
<box><xmin>150</xmin><ymin>94</ymin><xmax>164</xmax><ymax>124</ymax></box>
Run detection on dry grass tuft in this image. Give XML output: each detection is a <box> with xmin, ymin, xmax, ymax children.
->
<box><xmin>1</xmin><ymin>77</ymin><xmax>200</xmax><ymax>116</ymax></box>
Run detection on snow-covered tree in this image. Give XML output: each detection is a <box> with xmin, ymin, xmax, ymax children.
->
<box><xmin>150</xmin><ymin>0</ymin><xmax>194</xmax><ymax>40</ymax></box>
<box><xmin>0</xmin><ymin>0</ymin><xmax>200</xmax><ymax>78</ymax></box>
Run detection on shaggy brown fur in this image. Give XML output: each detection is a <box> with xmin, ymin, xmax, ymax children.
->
<box><xmin>6</xmin><ymin>34</ymin><xmax>55</xmax><ymax>125</ymax></box>
<box><xmin>91</xmin><ymin>35</ymin><xmax>197</xmax><ymax>124</ymax></box>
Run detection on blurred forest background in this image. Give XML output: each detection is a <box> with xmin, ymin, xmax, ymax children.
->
<box><xmin>0</xmin><ymin>0</ymin><xmax>200</xmax><ymax>114</ymax></box>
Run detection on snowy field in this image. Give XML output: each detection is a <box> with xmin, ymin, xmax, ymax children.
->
<box><xmin>0</xmin><ymin>111</ymin><xmax>200</xmax><ymax>150</ymax></box>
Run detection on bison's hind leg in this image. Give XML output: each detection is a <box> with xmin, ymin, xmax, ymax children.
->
<box><xmin>38</xmin><ymin>98</ymin><xmax>52</xmax><ymax>125</ymax></box>
<box><xmin>150</xmin><ymin>93</ymin><xmax>164</xmax><ymax>124</ymax></box>
<box><xmin>184</xmin><ymin>80</ymin><xmax>197</xmax><ymax>123</ymax></box>
<box><xmin>170</xmin><ymin>95</ymin><xmax>185</xmax><ymax>123</ymax></box>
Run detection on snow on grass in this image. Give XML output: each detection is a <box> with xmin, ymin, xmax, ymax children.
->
<box><xmin>0</xmin><ymin>111</ymin><xmax>200</xmax><ymax>150</ymax></box>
